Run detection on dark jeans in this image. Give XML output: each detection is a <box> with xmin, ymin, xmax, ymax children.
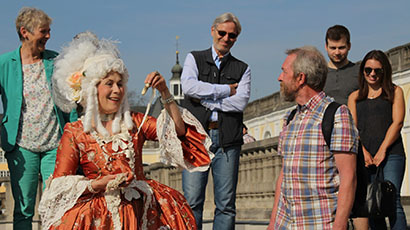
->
<box><xmin>182</xmin><ymin>129</ymin><xmax>240</xmax><ymax>230</ymax></box>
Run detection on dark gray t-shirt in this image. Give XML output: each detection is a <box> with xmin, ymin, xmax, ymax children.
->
<box><xmin>324</xmin><ymin>61</ymin><xmax>360</xmax><ymax>105</ymax></box>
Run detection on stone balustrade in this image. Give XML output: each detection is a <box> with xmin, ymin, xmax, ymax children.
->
<box><xmin>143</xmin><ymin>137</ymin><xmax>282</xmax><ymax>222</ymax></box>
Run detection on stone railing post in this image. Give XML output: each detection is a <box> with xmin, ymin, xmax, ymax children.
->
<box><xmin>236</xmin><ymin>137</ymin><xmax>280</xmax><ymax>221</ymax></box>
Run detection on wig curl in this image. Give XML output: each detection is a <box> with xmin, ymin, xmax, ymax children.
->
<box><xmin>52</xmin><ymin>31</ymin><xmax>133</xmax><ymax>136</ymax></box>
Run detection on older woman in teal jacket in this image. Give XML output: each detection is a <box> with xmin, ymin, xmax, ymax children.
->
<box><xmin>0</xmin><ymin>7</ymin><xmax>76</xmax><ymax>230</ymax></box>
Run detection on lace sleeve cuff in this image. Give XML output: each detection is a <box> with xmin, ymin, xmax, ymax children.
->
<box><xmin>157</xmin><ymin>106</ymin><xmax>214</xmax><ymax>172</ymax></box>
<box><xmin>38</xmin><ymin>175</ymin><xmax>90</xmax><ymax>229</ymax></box>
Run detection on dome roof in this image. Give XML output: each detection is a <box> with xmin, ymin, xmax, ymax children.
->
<box><xmin>171</xmin><ymin>63</ymin><xmax>182</xmax><ymax>73</ymax></box>
<box><xmin>170</xmin><ymin>50</ymin><xmax>182</xmax><ymax>81</ymax></box>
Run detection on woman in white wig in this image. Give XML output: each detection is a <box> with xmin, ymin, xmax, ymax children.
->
<box><xmin>38</xmin><ymin>32</ymin><xmax>213</xmax><ymax>230</ymax></box>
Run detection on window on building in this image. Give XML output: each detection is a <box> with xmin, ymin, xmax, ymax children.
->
<box><xmin>0</xmin><ymin>152</ymin><xmax>5</xmax><ymax>163</ymax></box>
<box><xmin>0</xmin><ymin>171</ymin><xmax>10</xmax><ymax>177</ymax></box>
<box><xmin>264</xmin><ymin>131</ymin><xmax>271</xmax><ymax>139</ymax></box>
<box><xmin>173</xmin><ymin>84</ymin><xmax>179</xmax><ymax>96</ymax></box>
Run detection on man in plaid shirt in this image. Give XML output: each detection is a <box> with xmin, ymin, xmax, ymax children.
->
<box><xmin>267</xmin><ymin>46</ymin><xmax>359</xmax><ymax>229</ymax></box>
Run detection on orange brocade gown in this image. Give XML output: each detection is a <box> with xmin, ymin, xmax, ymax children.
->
<box><xmin>39</xmin><ymin>112</ymin><xmax>211</xmax><ymax>230</ymax></box>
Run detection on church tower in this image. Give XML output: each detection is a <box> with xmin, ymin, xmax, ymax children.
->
<box><xmin>169</xmin><ymin>36</ymin><xmax>183</xmax><ymax>104</ymax></box>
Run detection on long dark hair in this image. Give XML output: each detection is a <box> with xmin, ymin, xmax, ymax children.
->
<box><xmin>357</xmin><ymin>50</ymin><xmax>395</xmax><ymax>103</ymax></box>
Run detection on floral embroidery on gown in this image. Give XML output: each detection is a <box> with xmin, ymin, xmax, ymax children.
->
<box><xmin>39</xmin><ymin>109</ymin><xmax>213</xmax><ymax>230</ymax></box>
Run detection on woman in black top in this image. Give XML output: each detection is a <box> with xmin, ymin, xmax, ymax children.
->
<box><xmin>348</xmin><ymin>50</ymin><xmax>406</xmax><ymax>229</ymax></box>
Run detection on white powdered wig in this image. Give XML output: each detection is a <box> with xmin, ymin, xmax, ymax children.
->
<box><xmin>52</xmin><ymin>31</ymin><xmax>133</xmax><ymax>136</ymax></box>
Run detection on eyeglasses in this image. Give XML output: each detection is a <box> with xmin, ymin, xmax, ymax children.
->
<box><xmin>216</xmin><ymin>30</ymin><xmax>238</xmax><ymax>39</ymax></box>
<box><xmin>364</xmin><ymin>67</ymin><xmax>383</xmax><ymax>76</ymax></box>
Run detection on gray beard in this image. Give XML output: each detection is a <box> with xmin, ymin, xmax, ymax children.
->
<box><xmin>280</xmin><ymin>86</ymin><xmax>296</xmax><ymax>102</ymax></box>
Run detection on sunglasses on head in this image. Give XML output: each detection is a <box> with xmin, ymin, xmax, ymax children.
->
<box><xmin>364</xmin><ymin>67</ymin><xmax>383</xmax><ymax>76</ymax></box>
<box><xmin>216</xmin><ymin>30</ymin><xmax>238</xmax><ymax>39</ymax></box>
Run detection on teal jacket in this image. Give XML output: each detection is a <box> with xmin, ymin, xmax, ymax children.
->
<box><xmin>0</xmin><ymin>46</ymin><xmax>77</xmax><ymax>152</ymax></box>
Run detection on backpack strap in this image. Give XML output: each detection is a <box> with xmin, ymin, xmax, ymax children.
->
<box><xmin>286</xmin><ymin>108</ymin><xmax>297</xmax><ymax>125</ymax></box>
<box><xmin>285</xmin><ymin>101</ymin><xmax>341</xmax><ymax>148</ymax></box>
<box><xmin>321</xmin><ymin>102</ymin><xmax>342</xmax><ymax>147</ymax></box>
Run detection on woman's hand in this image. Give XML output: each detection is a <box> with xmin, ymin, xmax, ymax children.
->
<box><xmin>144</xmin><ymin>71</ymin><xmax>169</xmax><ymax>96</ymax></box>
<box><xmin>362</xmin><ymin>148</ymin><xmax>374</xmax><ymax>167</ymax></box>
<box><xmin>90</xmin><ymin>175</ymin><xmax>117</xmax><ymax>192</ymax></box>
<box><xmin>144</xmin><ymin>71</ymin><xmax>186</xmax><ymax>136</ymax></box>
<box><xmin>373</xmin><ymin>148</ymin><xmax>386</xmax><ymax>167</ymax></box>
<box><xmin>88</xmin><ymin>172</ymin><xmax>135</xmax><ymax>194</ymax></box>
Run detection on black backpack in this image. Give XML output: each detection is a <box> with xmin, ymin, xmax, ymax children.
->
<box><xmin>286</xmin><ymin>101</ymin><xmax>341</xmax><ymax>147</ymax></box>
<box><xmin>286</xmin><ymin>101</ymin><xmax>367</xmax><ymax>216</ymax></box>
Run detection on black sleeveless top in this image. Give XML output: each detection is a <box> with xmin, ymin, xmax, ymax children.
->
<box><xmin>356</xmin><ymin>95</ymin><xmax>405</xmax><ymax>156</ymax></box>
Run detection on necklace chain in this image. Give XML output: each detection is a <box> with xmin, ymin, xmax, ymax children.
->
<box><xmin>368</xmin><ymin>89</ymin><xmax>381</xmax><ymax>99</ymax></box>
<box><xmin>101</xmin><ymin>113</ymin><xmax>115</xmax><ymax>122</ymax></box>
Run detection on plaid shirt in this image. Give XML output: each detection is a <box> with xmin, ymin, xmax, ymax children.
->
<box><xmin>275</xmin><ymin>92</ymin><xmax>358</xmax><ymax>229</ymax></box>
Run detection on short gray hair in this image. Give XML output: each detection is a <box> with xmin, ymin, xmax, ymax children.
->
<box><xmin>286</xmin><ymin>46</ymin><xmax>328</xmax><ymax>91</ymax></box>
<box><xmin>212</xmin><ymin>12</ymin><xmax>241</xmax><ymax>35</ymax></box>
<box><xmin>15</xmin><ymin>7</ymin><xmax>52</xmax><ymax>41</ymax></box>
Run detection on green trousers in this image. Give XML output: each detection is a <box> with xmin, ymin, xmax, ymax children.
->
<box><xmin>5</xmin><ymin>146</ymin><xmax>57</xmax><ymax>230</ymax></box>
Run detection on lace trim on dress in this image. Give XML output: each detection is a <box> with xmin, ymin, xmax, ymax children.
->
<box><xmin>38</xmin><ymin>175</ymin><xmax>90</xmax><ymax>230</ymax></box>
<box><xmin>91</xmin><ymin>122</ymin><xmax>154</xmax><ymax>230</ymax></box>
<box><xmin>104</xmin><ymin>189</ymin><xmax>122</xmax><ymax>230</ymax></box>
<box><xmin>104</xmin><ymin>179</ymin><xmax>153</xmax><ymax>230</ymax></box>
<box><xmin>90</xmin><ymin>121</ymin><xmax>136</xmax><ymax>172</ymax></box>
<box><xmin>157</xmin><ymin>107</ymin><xmax>214</xmax><ymax>172</ymax></box>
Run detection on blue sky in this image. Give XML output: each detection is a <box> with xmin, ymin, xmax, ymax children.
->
<box><xmin>1</xmin><ymin>0</ymin><xmax>410</xmax><ymax>104</ymax></box>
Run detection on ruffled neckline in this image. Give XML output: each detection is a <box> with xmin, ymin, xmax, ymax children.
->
<box><xmin>90</xmin><ymin>122</ymin><xmax>136</xmax><ymax>171</ymax></box>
